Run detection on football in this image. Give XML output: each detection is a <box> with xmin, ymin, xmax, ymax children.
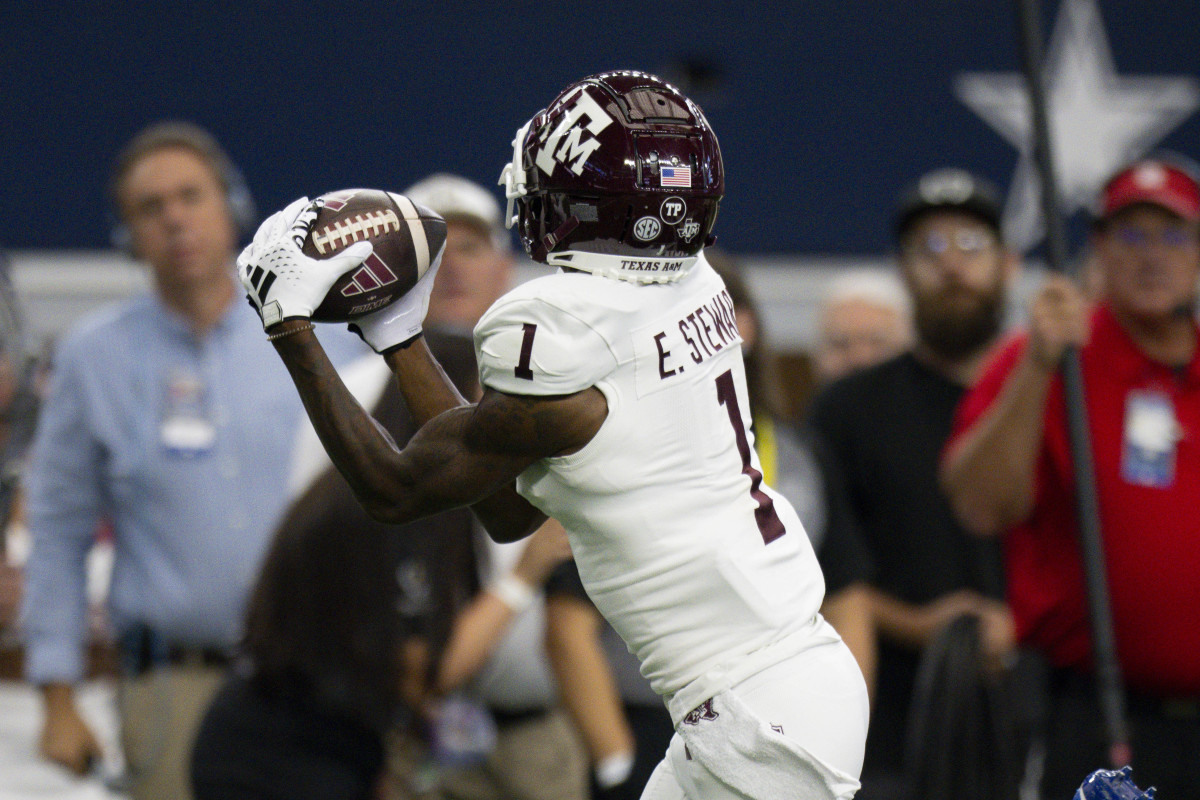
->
<box><xmin>301</xmin><ymin>188</ymin><xmax>446</xmax><ymax>322</ymax></box>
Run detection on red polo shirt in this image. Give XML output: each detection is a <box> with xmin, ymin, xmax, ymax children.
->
<box><xmin>948</xmin><ymin>304</ymin><xmax>1200</xmax><ymax>695</ymax></box>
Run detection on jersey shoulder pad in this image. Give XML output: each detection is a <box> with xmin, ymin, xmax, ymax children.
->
<box><xmin>474</xmin><ymin>278</ymin><xmax>618</xmax><ymax>396</ymax></box>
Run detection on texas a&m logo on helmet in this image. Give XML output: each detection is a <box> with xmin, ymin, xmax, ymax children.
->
<box><xmin>535</xmin><ymin>87</ymin><xmax>615</xmax><ymax>177</ymax></box>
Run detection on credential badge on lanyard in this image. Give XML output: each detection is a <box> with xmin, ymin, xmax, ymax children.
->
<box><xmin>160</xmin><ymin>367</ymin><xmax>216</xmax><ymax>457</ymax></box>
<box><xmin>1121</xmin><ymin>388</ymin><xmax>1181</xmax><ymax>488</ymax></box>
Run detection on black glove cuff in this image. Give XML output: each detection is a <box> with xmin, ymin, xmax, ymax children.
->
<box><xmin>378</xmin><ymin>331</ymin><xmax>424</xmax><ymax>356</ymax></box>
<box><xmin>347</xmin><ymin>324</ymin><xmax>423</xmax><ymax>356</ymax></box>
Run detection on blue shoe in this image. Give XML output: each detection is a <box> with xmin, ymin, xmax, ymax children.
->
<box><xmin>1075</xmin><ymin>766</ymin><xmax>1155</xmax><ymax>800</ymax></box>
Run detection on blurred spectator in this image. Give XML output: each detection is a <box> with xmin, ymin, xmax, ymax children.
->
<box><xmin>190</xmin><ymin>465</ymin><xmax>415</xmax><ymax>800</ymax></box>
<box><xmin>424</xmin><ymin>520</ymin><xmax>578</xmax><ymax>800</ymax></box>
<box><xmin>543</xmin><ymin>564</ymin><xmax>645</xmax><ymax>800</ymax></box>
<box><xmin>0</xmin><ymin>245</ymin><xmax>39</xmax><ymax>674</ymax></box>
<box><xmin>816</xmin><ymin>268</ymin><xmax>913</xmax><ymax>384</ymax></box>
<box><xmin>406</xmin><ymin>173</ymin><xmax>516</xmax><ymax>337</ymax></box>
<box><xmin>806</xmin><ymin>167</ymin><xmax>1022</xmax><ymax>798</ymax></box>
<box><xmin>0</xmin><ymin>557</ymin><xmax>17</xmax><ymax>657</ymax></box>
<box><xmin>191</xmin><ymin>302</ymin><xmax>510</xmax><ymax>800</ymax></box>
<box><xmin>401</xmin><ymin>174</ymin><xmax>589</xmax><ymax>800</ymax></box>
<box><xmin>188</xmin><ymin>348</ymin><xmax>573</xmax><ymax>800</ymax></box>
<box><xmin>941</xmin><ymin>155</ymin><xmax>1200</xmax><ymax>798</ymax></box>
<box><xmin>1075</xmin><ymin>242</ymin><xmax>1107</xmax><ymax>302</ymax></box>
<box><xmin>19</xmin><ymin>121</ymin><xmax>359</xmax><ymax>800</ymax></box>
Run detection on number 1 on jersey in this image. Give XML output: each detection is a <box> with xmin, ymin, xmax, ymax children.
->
<box><xmin>715</xmin><ymin>369</ymin><xmax>786</xmax><ymax>544</ymax></box>
<box><xmin>515</xmin><ymin>323</ymin><xmax>537</xmax><ymax>380</ymax></box>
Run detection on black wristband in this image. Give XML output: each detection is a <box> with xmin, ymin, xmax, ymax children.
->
<box><xmin>378</xmin><ymin>331</ymin><xmax>424</xmax><ymax>356</ymax></box>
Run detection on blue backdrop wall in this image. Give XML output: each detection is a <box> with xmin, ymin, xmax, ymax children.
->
<box><xmin>4</xmin><ymin>0</ymin><xmax>1198</xmax><ymax>255</ymax></box>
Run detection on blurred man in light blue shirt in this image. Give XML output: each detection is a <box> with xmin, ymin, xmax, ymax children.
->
<box><xmin>20</xmin><ymin>121</ymin><xmax>360</xmax><ymax>800</ymax></box>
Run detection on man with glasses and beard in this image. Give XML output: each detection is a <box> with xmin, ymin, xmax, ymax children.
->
<box><xmin>806</xmin><ymin>168</ymin><xmax>1021</xmax><ymax>799</ymax></box>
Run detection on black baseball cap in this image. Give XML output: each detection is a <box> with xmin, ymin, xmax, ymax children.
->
<box><xmin>893</xmin><ymin>167</ymin><xmax>1003</xmax><ymax>241</ymax></box>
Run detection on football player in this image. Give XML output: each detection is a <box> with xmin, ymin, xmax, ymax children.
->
<box><xmin>240</xmin><ymin>71</ymin><xmax>868</xmax><ymax>800</ymax></box>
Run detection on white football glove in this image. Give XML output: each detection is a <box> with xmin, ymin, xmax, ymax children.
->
<box><xmin>347</xmin><ymin>244</ymin><xmax>444</xmax><ymax>354</ymax></box>
<box><xmin>239</xmin><ymin>196</ymin><xmax>374</xmax><ymax>329</ymax></box>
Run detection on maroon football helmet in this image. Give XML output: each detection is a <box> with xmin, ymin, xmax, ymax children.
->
<box><xmin>499</xmin><ymin>70</ymin><xmax>723</xmax><ymax>283</ymax></box>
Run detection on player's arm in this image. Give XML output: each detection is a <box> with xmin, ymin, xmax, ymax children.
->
<box><xmin>268</xmin><ymin>321</ymin><xmax>604</xmax><ymax>541</ymax></box>
<box><xmin>382</xmin><ymin>336</ymin><xmax>552</xmax><ymax>540</ymax></box>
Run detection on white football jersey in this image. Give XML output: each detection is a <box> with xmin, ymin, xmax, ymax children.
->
<box><xmin>474</xmin><ymin>255</ymin><xmax>827</xmax><ymax>714</ymax></box>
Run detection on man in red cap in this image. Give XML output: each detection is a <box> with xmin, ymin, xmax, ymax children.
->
<box><xmin>940</xmin><ymin>155</ymin><xmax>1200</xmax><ymax>798</ymax></box>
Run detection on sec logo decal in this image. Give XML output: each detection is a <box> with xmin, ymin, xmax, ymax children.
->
<box><xmin>633</xmin><ymin>216</ymin><xmax>662</xmax><ymax>241</ymax></box>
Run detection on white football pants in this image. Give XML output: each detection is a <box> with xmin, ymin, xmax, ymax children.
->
<box><xmin>640</xmin><ymin>636</ymin><xmax>868</xmax><ymax>800</ymax></box>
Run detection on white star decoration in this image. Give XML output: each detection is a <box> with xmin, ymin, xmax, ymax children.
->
<box><xmin>955</xmin><ymin>0</ymin><xmax>1199</xmax><ymax>253</ymax></box>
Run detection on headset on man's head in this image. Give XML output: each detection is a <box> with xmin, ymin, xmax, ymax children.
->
<box><xmin>108</xmin><ymin>121</ymin><xmax>257</xmax><ymax>255</ymax></box>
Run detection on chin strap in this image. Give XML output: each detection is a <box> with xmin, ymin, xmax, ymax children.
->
<box><xmin>533</xmin><ymin>216</ymin><xmax>580</xmax><ymax>262</ymax></box>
